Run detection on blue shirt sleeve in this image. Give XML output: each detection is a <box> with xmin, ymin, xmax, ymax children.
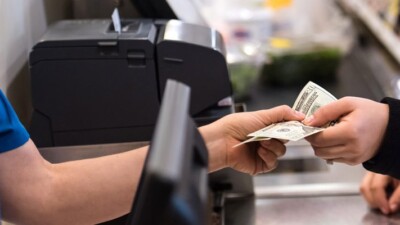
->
<box><xmin>0</xmin><ymin>90</ymin><xmax>29</xmax><ymax>153</ymax></box>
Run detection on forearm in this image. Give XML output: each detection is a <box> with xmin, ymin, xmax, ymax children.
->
<box><xmin>199</xmin><ymin>122</ymin><xmax>227</xmax><ymax>173</ymax></box>
<box><xmin>1</xmin><ymin>139</ymin><xmax>148</xmax><ymax>225</ymax></box>
<box><xmin>48</xmin><ymin>146</ymin><xmax>147</xmax><ymax>224</ymax></box>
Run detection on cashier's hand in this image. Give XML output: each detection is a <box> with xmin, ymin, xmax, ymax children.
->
<box><xmin>199</xmin><ymin>105</ymin><xmax>305</xmax><ymax>175</ymax></box>
<box><xmin>360</xmin><ymin>171</ymin><xmax>400</xmax><ymax>215</ymax></box>
<box><xmin>303</xmin><ymin>97</ymin><xmax>389</xmax><ymax>165</ymax></box>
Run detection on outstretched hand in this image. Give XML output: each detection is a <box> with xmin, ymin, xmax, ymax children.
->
<box><xmin>200</xmin><ymin>105</ymin><xmax>305</xmax><ymax>175</ymax></box>
<box><xmin>303</xmin><ymin>97</ymin><xmax>389</xmax><ymax>165</ymax></box>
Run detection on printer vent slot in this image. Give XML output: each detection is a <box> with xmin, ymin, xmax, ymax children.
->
<box><xmin>163</xmin><ymin>57</ymin><xmax>183</xmax><ymax>63</ymax></box>
<box><xmin>127</xmin><ymin>51</ymin><xmax>146</xmax><ymax>67</ymax></box>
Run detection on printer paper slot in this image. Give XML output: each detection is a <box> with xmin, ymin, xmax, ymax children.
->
<box><xmin>108</xmin><ymin>20</ymin><xmax>141</xmax><ymax>33</ymax></box>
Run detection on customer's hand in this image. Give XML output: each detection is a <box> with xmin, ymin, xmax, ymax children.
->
<box><xmin>200</xmin><ymin>105</ymin><xmax>305</xmax><ymax>175</ymax></box>
<box><xmin>303</xmin><ymin>97</ymin><xmax>389</xmax><ymax>165</ymax></box>
<box><xmin>360</xmin><ymin>171</ymin><xmax>400</xmax><ymax>215</ymax></box>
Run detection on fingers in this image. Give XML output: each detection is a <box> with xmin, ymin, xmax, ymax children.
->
<box><xmin>309</xmin><ymin>143</ymin><xmax>363</xmax><ymax>165</ymax></box>
<box><xmin>260</xmin><ymin>139</ymin><xmax>286</xmax><ymax>157</ymax></box>
<box><xmin>256</xmin><ymin>139</ymin><xmax>286</xmax><ymax>174</ymax></box>
<box><xmin>257</xmin><ymin>105</ymin><xmax>305</xmax><ymax>126</ymax></box>
<box><xmin>360</xmin><ymin>172</ymin><xmax>391</xmax><ymax>214</ymax></box>
<box><xmin>305</xmin><ymin>122</ymin><xmax>350</xmax><ymax>148</ymax></box>
<box><xmin>305</xmin><ymin>97</ymin><xmax>389</xmax><ymax>165</ymax></box>
<box><xmin>303</xmin><ymin>97</ymin><xmax>355</xmax><ymax>127</ymax></box>
<box><xmin>371</xmin><ymin>175</ymin><xmax>391</xmax><ymax>214</ymax></box>
<box><xmin>306</xmin><ymin>126</ymin><xmax>360</xmax><ymax>165</ymax></box>
<box><xmin>360</xmin><ymin>172</ymin><xmax>400</xmax><ymax>214</ymax></box>
<box><xmin>389</xmin><ymin>183</ymin><xmax>400</xmax><ymax>212</ymax></box>
<box><xmin>308</xmin><ymin>144</ymin><xmax>351</xmax><ymax>164</ymax></box>
<box><xmin>257</xmin><ymin>148</ymin><xmax>278</xmax><ymax>173</ymax></box>
<box><xmin>360</xmin><ymin>172</ymin><xmax>377</xmax><ymax>208</ymax></box>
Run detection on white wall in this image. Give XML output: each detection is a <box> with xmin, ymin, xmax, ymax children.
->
<box><xmin>0</xmin><ymin>0</ymin><xmax>71</xmax><ymax>125</ymax></box>
<box><xmin>0</xmin><ymin>0</ymin><xmax>138</xmax><ymax>126</ymax></box>
<box><xmin>0</xmin><ymin>0</ymin><xmax>47</xmax><ymax>125</ymax></box>
<box><xmin>0</xmin><ymin>0</ymin><xmax>47</xmax><ymax>87</ymax></box>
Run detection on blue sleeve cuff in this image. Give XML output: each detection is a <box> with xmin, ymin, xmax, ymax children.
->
<box><xmin>0</xmin><ymin>90</ymin><xmax>29</xmax><ymax>153</ymax></box>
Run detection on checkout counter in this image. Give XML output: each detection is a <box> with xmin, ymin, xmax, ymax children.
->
<box><xmin>224</xmin><ymin>1</ymin><xmax>400</xmax><ymax>223</ymax></box>
<box><xmin>33</xmin><ymin>1</ymin><xmax>400</xmax><ymax>224</ymax></box>
<box><xmin>38</xmin><ymin>29</ymin><xmax>400</xmax><ymax>225</ymax></box>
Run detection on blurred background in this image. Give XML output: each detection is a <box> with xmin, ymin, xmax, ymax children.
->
<box><xmin>3</xmin><ymin>0</ymin><xmax>400</xmax><ymax>123</ymax></box>
<box><xmin>3</xmin><ymin>0</ymin><xmax>400</xmax><ymax>224</ymax></box>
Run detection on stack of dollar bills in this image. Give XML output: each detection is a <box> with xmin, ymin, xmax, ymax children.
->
<box><xmin>239</xmin><ymin>81</ymin><xmax>337</xmax><ymax>145</ymax></box>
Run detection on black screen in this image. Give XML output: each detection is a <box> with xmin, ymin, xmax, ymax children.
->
<box><xmin>126</xmin><ymin>79</ymin><xmax>209</xmax><ymax>225</ymax></box>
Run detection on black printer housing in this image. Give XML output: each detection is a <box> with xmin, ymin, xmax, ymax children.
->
<box><xmin>29</xmin><ymin>19</ymin><xmax>232</xmax><ymax>147</ymax></box>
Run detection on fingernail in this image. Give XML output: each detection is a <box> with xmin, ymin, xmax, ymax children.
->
<box><xmin>390</xmin><ymin>203</ymin><xmax>398</xmax><ymax>212</ymax></box>
<box><xmin>381</xmin><ymin>207</ymin><xmax>389</xmax><ymax>215</ymax></box>
<box><xmin>303</xmin><ymin>115</ymin><xmax>314</xmax><ymax>124</ymax></box>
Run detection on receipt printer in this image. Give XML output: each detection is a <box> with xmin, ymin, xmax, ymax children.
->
<box><xmin>29</xmin><ymin>19</ymin><xmax>232</xmax><ymax>147</ymax></box>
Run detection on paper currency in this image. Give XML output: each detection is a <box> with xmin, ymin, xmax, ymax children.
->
<box><xmin>292</xmin><ymin>81</ymin><xmax>337</xmax><ymax>118</ymax></box>
<box><xmin>238</xmin><ymin>81</ymin><xmax>337</xmax><ymax>145</ymax></box>
<box><xmin>248</xmin><ymin>121</ymin><xmax>326</xmax><ymax>142</ymax></box>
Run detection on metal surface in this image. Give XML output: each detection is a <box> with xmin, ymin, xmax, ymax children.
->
<box><xmin>162</xmin><ymin>20</ymin><xmax>225</xmax><ymax>54</ymax></box>
<box><xmin>254</xmin><ymin>140</ymin><xmax>366</xmax><ymax>198</ymax></box>
<box><xmin>225</xmin><ymin>195</ymin><xmax>400</xmax><ymax>225</ymax></box>
<box><xmin>38</xmin><ymin>20</ymin><xmax>400</xmax><ymax>224</ymax></box>
<box><xmin>223</xmin><ymin>21</ymin><xmax>400</xmax><ymax>224</ymax></box>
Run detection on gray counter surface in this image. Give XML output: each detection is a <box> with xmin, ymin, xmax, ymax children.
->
<box><xmin>226</xmin><ymin>195</ymin><xmax>400</xmax><ymax>225</ymax></box>
<box><xmin>231</xmin><ymin>24</ymin><xmax>400</xmax><ymax>224</ymax></box>
<box><xmin>38</xmin><ymin>26</ymin><xmax>400</xmax><ymax>225</ymax></box>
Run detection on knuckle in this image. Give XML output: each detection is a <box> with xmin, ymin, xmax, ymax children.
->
<box><xmin>280</xmin><ymin>105</ymin><xmax>292</xmax><ymax>111</ymax></box>
<box><xmin>370</xmin><ymin>183</ymin><xmax>384</xmax><ymax>192</ymax></box>
<box><xmin>267</xmin><ymin>161</ymin><xmax>278</xmax><ymax>171</ymax></box>
<box><xmin>347</xmin><ymin>159</ymin><xmax>359</xmax><ymax>166</ymax></box>
<box><xmin>309</xmin><ymin>140</ymin><xmax>323</xmax><ymax>148</ymax></box>
<box><xmin>349</xmin><ymin>153</ymin><xmax>363</xmax><ymax>164</ymax></box>
<box><xmin>281</xmin><ymin>105</ymin><xmax>294</xmax><ymax>116</ymax></box>
<box><xmin>315</xmin><ymin>106</ymin><xmax>327</xmax><ymax>117</ymax></box>
<box><xmin>278</xmin><ymin>147</ymin><xmax>287</xmax><ymax>157</ymax></box>
<box><xmin>313</xmin><ymin>149</ymin><xmax>323</xmax><ymax>157</ymax></box>
<box><xmin>359</xmin><ymin>186</ymin><xmax>367</xmax><ymax>194</ymax></box>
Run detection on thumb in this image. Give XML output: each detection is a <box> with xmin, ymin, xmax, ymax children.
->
<box><xmin>303</xmin><ymin>98</ymin><xmax>354</xmax><ymax>127</ymax></box>
<box><xmin>257</xmin><ymin>105</ymin><xmax>305</xmax><ymax>125</ymax></box>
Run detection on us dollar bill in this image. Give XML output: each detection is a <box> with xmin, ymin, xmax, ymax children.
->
<box><xmin>247</xmin><ymin>121</ymin><xmax>326</xmax><ymax>141</ymax></box>
<box><xmin>292</xmin><ymin>81</ymin><xmax>337</xmax><ymax>118</ymax></box>
<box><xmin>237</xmin><ymin>81</ymin><xmax>337</xmax><ymax>146</ymax></box>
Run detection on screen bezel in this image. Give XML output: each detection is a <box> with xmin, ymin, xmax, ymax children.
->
<box><xmin>126</xmin><ymin>79</ymin><xmax>209</xmax><ymax>225</ymax></box>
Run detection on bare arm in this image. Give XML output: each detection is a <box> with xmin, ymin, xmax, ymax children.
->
<box><xmin>0</xmin><ymin>139</ymin><xmax>148</xmax><ymax>225</ymax></box>
<box><xmin>0</xmin><ymin>105</ymin><xmax>304</xmax><ymax>224</ymax></box>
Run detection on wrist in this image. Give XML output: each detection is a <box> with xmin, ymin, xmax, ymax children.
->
<box><xmin>199</xmin><ymin>123</ymin><xmax>228</xmax><ymax>172</ymax></box>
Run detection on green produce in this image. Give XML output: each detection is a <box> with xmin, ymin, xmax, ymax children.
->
<box><xmin>229</xmin><ymin>62</ymin><xmax>260</xmax><ymax>101</ymax></box>
<box><xmin>260</xmin><ymin>48</ymin><xmax>342</xmax><ymax>86</ymax></box>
